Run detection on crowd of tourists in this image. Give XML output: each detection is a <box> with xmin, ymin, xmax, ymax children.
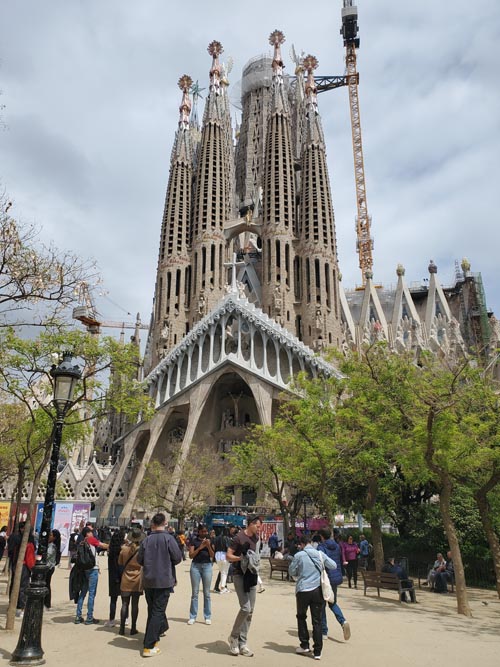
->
<box><xmin>2</xmin><ymin>515</ymin><xmax>454</xmax><ymax>660</ymax></box>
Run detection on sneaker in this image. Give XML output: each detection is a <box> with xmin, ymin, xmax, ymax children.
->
<box><xmin>15</xmin><ymin>610</ymin><xmax>24</xmax><ymax>619</ymax></box>
<box><xmin>314</xmin><ymin>655</ymin><xmax>322</xmax><ymax>661</ymax></box>
<box><xmin>322</xmin><ymin>633</ymin><xmax>328</xmax><ymax>639</ymax></box>
<box><xmin>220</xmin><ymin>588</ymin><xmax>230</xmax><ymax>594</ymax></box>
<box><xmin>205</xmin><ymin>618</ymin><xmax>212</xmax><ymax>625</ymax></box>
<box><xmin>296</xmin><ymin>647</ymin><xmax>311</xmax><ymax>654</ymax></box>
<box><xmin>257</xmin><ymin>587</ymin><xmax>265</xmax><ymax>593</ymax></box>
<box><xmin>74</xmin><ymin>616</ymin><xmax>84</xmax><ymax>624</ymax></box>
<box><xmin>228</xmin><ymin>635</ymin><xmax>240</xmax><ymax>656</ymax></box>
<box><xmin>142</xmin><ymin>647</ymin><xmax>161</xmax><ymax>657</ymax></box>
<box><xmin>187</xmin><ymin>618</ymin><xmax>195</xmax><ymax>625</ymax></box>
<box><xmin>342</xmin><ymin>622</ymin><xmax>351</xmax><ymax>641</ymax></box>
<box><xmin>84</xmin><ymin>618</ymin><xmax>100</xmax><ymax>625</ymax></box>
<box><xmin>239</xmin><ymin>645</ymin><xmax>254</xmax><ymax>657</ymax></box>
<box><xmin>104</xmin><ymin>620</ymin><xmax>116</xmax><ymax>627</ymax></box>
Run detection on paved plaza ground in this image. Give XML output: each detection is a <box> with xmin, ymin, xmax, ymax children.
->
<box><xmin>1</xmin><ymin>557</ymin><xmax>500</xmax><ymax>666</ymax></box>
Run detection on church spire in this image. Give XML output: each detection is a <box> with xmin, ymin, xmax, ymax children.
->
<box><xmin>208</xmin><ymin>40</ymin><xmax>223</xmax><ymax>96</ymax></box>
<box><xmin>297</xmin><ymin>54</ymin><xmax>342</xmax><ymax>350</ymax></box>
<box><xmin>268</xmin><ymin>29</ymin><xmax>289</xmax><ymax>114</ymax></box>
<box><xmin>178</xmin><ymin>74</ymin><xmax>192</xmax><ymax>130</ymax></box>
<box><xmin>190</xmin><ymin>40</ymin><xmax>235</xmax><ymax>323</ymax></box>
<box><xmin>149</xmin><ymin>75</ymin><xmax>195</xmax><ymax>368</ymax></box>
<box><xmin>302</xmin><ymin>55</ymin><xmax>324</xmax><ymax>146</ymax></box>
<box><xmin>261</xmin><ymin>30</ymin><xmax>297</xmax><ymax>329</ymax></box>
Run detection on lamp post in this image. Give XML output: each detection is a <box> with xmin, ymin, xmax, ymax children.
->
<box><xmin>11</xmin><ymin>353</ymin><xmax>81</xmax><ymax>665</ymax></box>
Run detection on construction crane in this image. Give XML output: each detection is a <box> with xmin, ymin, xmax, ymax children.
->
<box><xmin>72</xmin><ymin>282</ymin><xmax>148</xmax><ymax>337</ymax></box>
<box><xmin>341</xmin><ymin>0</ymin><xmax>374</xmax><ymax>284</ymax></box>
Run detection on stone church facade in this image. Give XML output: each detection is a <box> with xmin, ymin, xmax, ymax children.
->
<box><xmin>4</xmin><ymin>31</ymin><xmax>495</xmax><ymax>522</ymax></box>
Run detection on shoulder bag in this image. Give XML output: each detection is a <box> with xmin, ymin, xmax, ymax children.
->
<box><xmin>306</xmin><ymin>550</ymin><xmax>335</xmax><ymax>604</ymax></box>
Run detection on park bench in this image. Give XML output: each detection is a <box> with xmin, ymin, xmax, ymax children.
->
<box><xmin>269</xmin><ymin>557</ymin><xmax>290</xmax><ymax>580</ymax></box>
<box><xmin>418</xmin><ymin>565</ymin><xmax>454</xmax><ymax>592</ymax></box>
<box><xmin>361</xmin><ymin>570</ymin><xmax>416</xmax><ymax>603</ymax></box>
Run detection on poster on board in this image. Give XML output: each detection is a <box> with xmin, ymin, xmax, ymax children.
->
<box><xmin>52</xmin><ymin>503</ymin><xmax>73</xmax><ymax>556</ymax></box>
<box><xmin>71</xmin><ymin>503</ymin><xmax>91</xmax><ymax>533</ymax></box>
<box><xmin>0</xmin><ymin>502</ymin><xmax>11</xmax><ymax>531</ymax></box>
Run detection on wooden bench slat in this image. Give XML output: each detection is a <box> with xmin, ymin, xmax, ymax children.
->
<box><xmin>361</xmin><ymin>570</ymin><xmax>416</xmax><ymax>603</ymax></box>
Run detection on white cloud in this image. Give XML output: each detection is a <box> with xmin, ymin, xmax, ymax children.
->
<box><xmin>1</xmin><ymin>0</ymin><xmax>499</xmax><ymax>323</ymax></box>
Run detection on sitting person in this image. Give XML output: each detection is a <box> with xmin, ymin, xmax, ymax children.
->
<box><xmin>427</xmin><ymin>552</ymin><xmax>446</xmax><ymax>588</ymax></box>
<box><xmin>434</xmin><ymin>550</ymin><xmax>454</xmax><ymax>593</ymax></box>
<box><xmin>273</xmin><ymin>548</ymin><xmax>284</xmax><ymax>560</ymax></box>
<box><xmin>382</xmin><ymin>557</ymin><xmax>416</xmax><ymax>603</ymax></box>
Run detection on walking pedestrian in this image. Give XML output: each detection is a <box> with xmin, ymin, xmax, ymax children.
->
<box><xmin>105</xmin><ymin>530</ymin><xmax>125</xmax><ymax>627</ymax></box>
<box><xmin>342</xmin><ymin>535</ymin><xmax>360</xmax><ymax>589</ymax></box>
<box><xmin>137</xmin><ymin>512</ymin><xmax>182</xmax><ymax>658</ymax></box>
<box><xmin>11</xmin><ymin>527</ymin><xmax>36</xmax><ymax>618</ymax></box>
<box><xmin>187</xmin><ymin>523</ymin><xmax>214</xmax><ymax>625</ymax></box>
<box><xmin>0</xmin><ymin>525</ymin><xmax>7</xmax><ymax>574</ymax></box>
<box><xmin>118</xmin><ymin>528</ymin><xmax>144</xmax><ymax>635</ymax></box>
<box><xmin>214</xmin><ymin>528</ymin><xmax>231</xmax><ymax>594</ymax></box>
<box><xmin>289</xmin><ymin>534</ymin><xmax>337</xmax><ymax>661</ymax></box>
<box><xmin>358</xmin><ymin>534</ymin><xmax>370</xmax><ymax>570</ymax></box>
<box><xmin>44</xmin><ymin>530</ymin><xmax>61</xmax><ymax>610</ymax></box>
<box><xmin>226</xmin><ymin>514</ymin><xmax>262</xmax><ymax>657</ymax></box>
<box><xmin>317</xmin><ymin>528</ymin><xmax>350</xmax><ymax>641</ymax></box>
<box><xmin>74</xmin><ymin>526</ymin><xmax>109</xmax><ymax>625</ymax></box>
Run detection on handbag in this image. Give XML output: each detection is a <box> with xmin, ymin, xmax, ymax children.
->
<box><xmin>306</xmin><ymin>550</ymin><xmax>335</xmax><ymax>604</ymax></box>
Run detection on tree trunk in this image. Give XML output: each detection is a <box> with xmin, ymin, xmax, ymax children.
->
<box><xmin>440</xmin><ymin>476</ymin><xmax>472</xmax><ymax>617</ymax></box>
<box><xmin>365</xmin><ymin>476</ymin><xmax>384</xmax><ymax>570</ymax></box>
<box><xmin>12</xmin><ymin>463</ymin><xmax>26</xmax><ymax>533</ymax></box>
<box><xmin>475</xmin><ymin>485</ymin><xmax>500</xmax><ymax>600</ymax></box>
<box><xmin>370</xmin><ymin>514</ymin><xmax>384</xmax><ymax>571</ymax></box>
<box><xmin>6</xmin><ymin>450</ymin><xmax>51</xmax><ymax>630</ymax></box>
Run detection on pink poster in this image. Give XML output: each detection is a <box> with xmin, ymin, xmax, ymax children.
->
<box><xmin>71</xmin><ymin>503</ymin><xmax>91</xmax><ymax>533</ymax></box>
<box><xmin>52</xmin><ymin>503</ymin><xmax>73</xmax><ymax>556</ymax></box>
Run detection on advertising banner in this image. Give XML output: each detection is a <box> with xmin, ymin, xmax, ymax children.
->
<box><xmin>71</xmin><ymin>503</ymin><xmax>91</xmax><ymax>533</ymax></box>
<box><xmin>0</xmin><ymin>502</ymin><xmax>11</xmax><ymax>531</ymax></box>
<box><xmin>52</xmin><ymin>503</ymin><xmax>73</xmax><ymax>556</ymax></box>
<box><xmin>8</xmin><ymin>503</ymin><xmax>37</xmax><ymax>533</ymax></box>
<box><xmin>34</xmin><ymin>503</ymin><xmax>45</xmax><ymax>534</ymax></box>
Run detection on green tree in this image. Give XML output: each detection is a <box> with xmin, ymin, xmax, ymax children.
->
<box><xmin>137</xmin><ymin>443</ymin><xmax>226</xmax><ymax>531</ymax></box>
<box><xmin>0</xmin><ymin>326</ymin><xmax>153</xmax><ymax>630</ymax></box>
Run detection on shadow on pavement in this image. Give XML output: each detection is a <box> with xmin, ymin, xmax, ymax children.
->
<box><xmin>51</xmin><ymin>615</ymin><xmax>77</xmax><ymax>623</ymax></box>
<box><xmin>262</xmin><ymin>641</ymin><xmax>297</xmax><ymax>654</ymax></box>
<box><xmin>107</xmin><ymin>636</ymin><xmax>142</xmax><ymax>651</ymax></box>
<box><xmin>195</xmin><ymin>640</ymin><xmax>232</xmax><ymax>655</ymax></box>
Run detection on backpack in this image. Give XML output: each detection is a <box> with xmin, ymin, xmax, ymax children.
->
<box><xmin>76</xmin><ymin>541</ymin><xmax>96</xmax><ymax>570</ymax></box>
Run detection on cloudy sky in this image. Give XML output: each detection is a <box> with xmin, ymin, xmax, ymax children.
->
<box><xmin>1</xmin><ymin>0</ymin><xmax>499</xmax><ymax>330</ymax></box>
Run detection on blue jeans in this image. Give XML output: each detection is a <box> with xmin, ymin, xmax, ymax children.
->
<box><xmin>321</xmin><ymin>585</ymin><xmax>346</xmax><ymax>634</ymax></box>
<box><xmin>189</xmin><ymin>562</ymin><xmax>212</xmax><ymax>620</ymax></box>
<box><xmin>76</xmin><ymin>568</ymin><xmax>99</xmax><ymax>620</ymax></box>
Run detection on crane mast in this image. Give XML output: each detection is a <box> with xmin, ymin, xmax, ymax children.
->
<box><xmin>341</xmin><ymin>0</ymin><xmax>373</xmax><ymax>284</ymax></box>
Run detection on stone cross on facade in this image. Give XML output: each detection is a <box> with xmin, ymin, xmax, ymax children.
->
<box><xmin>224</xmin><ymin>252</ymin><xmax>246</xmax><ymax>294</ymax></box>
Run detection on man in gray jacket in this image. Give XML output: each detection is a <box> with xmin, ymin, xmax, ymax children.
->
<box><xmin>137</xmin><ymin>513</ymin><xmax>182</xmax><ymax>657</ymax></box>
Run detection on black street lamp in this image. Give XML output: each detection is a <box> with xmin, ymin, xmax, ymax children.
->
<box><xmin>11</xmin><ymin>353</ymin><xmax>81</xmax><ymax>665</ymax></box>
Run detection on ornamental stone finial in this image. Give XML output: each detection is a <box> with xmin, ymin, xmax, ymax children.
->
<box><xmin>269</xmin><ymin>29</ymin><xmax>285</xmax><ymax>47</ymax></box>
<box><xmin>207</xmin><ymin>40</ymin><xmax>224</xmax><ymax>57</ymax></box>
<box><xmin>208</xmin><ymin>41</ymin><xmax>223</xmax><ymax>95</ymax></box>
<box><xmin>428</xmin><ymin>260</ymin><xmax>437</xmax><ymax>274</ymax></box>
<box><xmin>177</xmin><ymin>75</ymin><xmax>192</xmax><ymax>129</ymax></box>
<box><xmin>269</xmin><ymin>30</ymin><xmax>285</xmax><ymax>80</ymax></box>
<box><xmin>364</xmin><ymin>270</ymin><xmax>373</xmax><ymax>281</ymax></box>
<box><xmin>396</xmin><ymin>263</ymin><xmax>405</xmax><ymax>277</ymax></box>
<box><xmin>303</xmin><ymin>54</ymin><xmax>319</xmax><ymax>106</ymax></box>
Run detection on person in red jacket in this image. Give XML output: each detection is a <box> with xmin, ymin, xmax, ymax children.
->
<box><xmin>341</xmin><ymin>535</ymin><xmax>360</xmax><ymax>589</ymax></box>
<box><xmin>15</xmin><ymin>530</ymin><xmax>36</xmax><ymax>618</ymax></box>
